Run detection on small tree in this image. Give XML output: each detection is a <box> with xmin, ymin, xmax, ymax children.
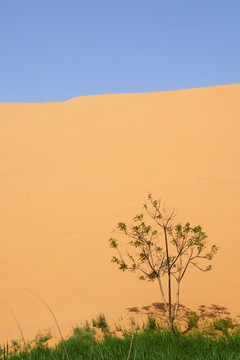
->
<box><xmin>109</xmin><ymin>194</ymin><xmax>218</xmax><ymax>331</ymax></box>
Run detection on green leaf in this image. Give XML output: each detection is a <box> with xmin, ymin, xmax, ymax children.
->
<box><xmin>147</xmin><ymin>271</ymin><xmax>157</xmax><ymax>281</ymax></box>
<box><xmin>133</xmin><ymin>214</ymin><xmax>143</xmax><ymax>222</ymax></box>
<box><xmin>183</xmin><ymin>223</ymin><xmax>190</xmax><ymax>232</ymax></box>
<box><xmin>109</xmin><ymin>238</ymin><xmax>118</xmax><ymax>248</ymax></box>
<box><xmin>119</xmin><ymin>261</ymin><xmax>128</xmax><ymax>271</ymax></box>
<box><xmin>139</xmin><ymin>252</ymin><xmax>147</xmax><ymax>262</ymax></box>
<box><xmin>205</xmin><ymin>265</ymin><xmax>212</xmax><ymax>271</ymax></box>
<box><xmin>111</xmin><ymin>256</ymin><xmax>120</xmax><ymax>264</ymax></box>
<box><xmin>118</xmin><ymin>222</ymin><xmax>127</xmax><ymax>233</ymax></box>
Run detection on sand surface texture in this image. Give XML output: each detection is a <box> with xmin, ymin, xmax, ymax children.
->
<box><xmin>0</xmin><ymin>84</ymin><xmax>240</xmax><ymax>343</ymax></box>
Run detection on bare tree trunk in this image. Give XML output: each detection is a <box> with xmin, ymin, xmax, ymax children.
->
<box><xmin>157</xmin><ymin>276</ymin><xmax>168</xmax><ymax>314</ymax></box>
<box><xmin>168</xmin><ymin>316</ymin><xmax>174</xmax><ymax>332</ymax></box>
<box><xmin>173</xmin><ymin>253</ymin><xmax>182</xmax><ymax>320</ymax></box>
<box><xmin>163</xmin><ymin>226</ymin><xmax>173</xmax><ymax>330</ymax></box>
<box><xmin>157</xmin><ymin>276</ymin><xmax>175</xmax><ymax>330</ymax></box>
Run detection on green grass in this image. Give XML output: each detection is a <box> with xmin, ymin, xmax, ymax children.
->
<box><xmin>2</xmin><ymin>325</ymin><xmax>240</xmax><ymax>360</ymax></box>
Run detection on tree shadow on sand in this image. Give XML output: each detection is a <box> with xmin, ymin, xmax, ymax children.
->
<box><xmin>127</xmin><ymin>303</ymin><xmax>238</xmax><ymax>332</ymax></box>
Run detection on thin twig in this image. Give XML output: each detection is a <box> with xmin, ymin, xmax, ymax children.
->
<box><xmin>25</xmin><ymin>289</ymin><xmax>70</xmax><ymax>360</ymax></box>
<box><xmin>5</xmin><ymin>303</ymin><xmax>30</xmax><ymax>360</ymax></box>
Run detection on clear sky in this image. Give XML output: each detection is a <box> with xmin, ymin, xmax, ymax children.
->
<box><xmin>1</xmin><ymin>0</ymin><xmax>239</xmax><ymax>102</ymax></box>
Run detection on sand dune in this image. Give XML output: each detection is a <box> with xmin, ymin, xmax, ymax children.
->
<box><xmin>0</xmin><ymin>84</ymin><xmax>239</xmax><ymax>343</ymax></box>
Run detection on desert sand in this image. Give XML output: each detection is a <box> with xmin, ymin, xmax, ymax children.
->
<box><xmin>0</xmin><ymin>84</ymin><xmax>239</xmax><ymax>344</ymax></box>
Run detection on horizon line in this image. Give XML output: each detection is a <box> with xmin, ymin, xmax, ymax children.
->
<box><xmin>1</xmin><ymin>82</ymin><xmax>239</xmax><ymax>105</ymax></box>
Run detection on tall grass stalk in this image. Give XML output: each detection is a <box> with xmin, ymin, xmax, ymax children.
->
<box><xmin>5</xmin><ymin>303</ymin><xmax>30</xmax><ymax>360</ymax></box>
<box><xmin>95</xmin><ymin>339</ymin><xmax>105</xmax><ymax>360</ymax></box>
<box><xmin>25</xmin><ymin>289</ymin><xmax>70</xmax><ymax>360</ymax></box>
<box><xmin>126</xmin><ymin>333</ymin><xmax>134</xmax><ymax>360</ymax></box>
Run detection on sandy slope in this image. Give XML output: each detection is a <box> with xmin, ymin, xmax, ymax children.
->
<box><xmin>0</xmin><ymin>84</ymin><xmax>239</xmax><ymax>343</ymax></box>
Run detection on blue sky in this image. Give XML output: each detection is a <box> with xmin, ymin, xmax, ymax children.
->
<box><xmin>1</xmin><ymin>0</ymin><xmax>239</xmax><ymax>102</ymax></box>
